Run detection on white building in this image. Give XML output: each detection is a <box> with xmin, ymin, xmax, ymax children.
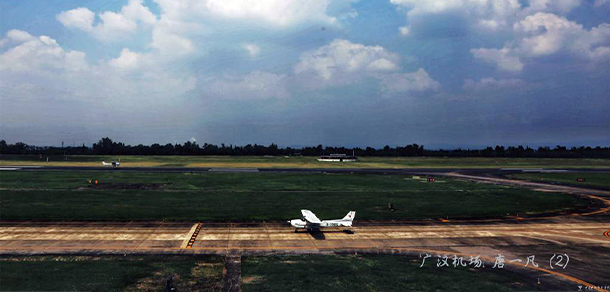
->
<box><xmin>317</xmin><ymin>154</ymin><xmax>357</xmax><ymax>162</ymax></box>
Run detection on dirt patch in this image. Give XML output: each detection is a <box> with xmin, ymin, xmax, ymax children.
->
<box><xmin>222</xmin><ymin>255</ymin><xmax>242</xmax><ymax>292</ymax></box>
<box><xmin>125</xmin><ymin>274</ymin><xmax>179</xmax><ymax>292</ymax></box>
<box><xmin>187</xmin><ymin>262</ymin><xmax>224</xmax><ymax>291</ymax></box>
<box><xmin>241</xmin><ymin>276</ymin><xmax>263</xmax><ymax>284</ymax></box>
<box><xmin>83</xmin><ymin>182</ymin><xmax>166</xmax><ymax>190</ymax></box>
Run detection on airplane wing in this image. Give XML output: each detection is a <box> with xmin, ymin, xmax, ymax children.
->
<box><xmin>301</xmin><ymin>209</ymin><xmax>321</xmax><ymax>224</ymax></box>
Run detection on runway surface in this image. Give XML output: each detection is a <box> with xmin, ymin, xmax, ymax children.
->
<box><xmin>3</xmin><ymin>165</ymin><xmax>610</xmax><ymax>175</ymax></box>
<box><xmin>1</xmin><ymin>219</ymin><xmax>608</xmax><ymax>255</ymax></box>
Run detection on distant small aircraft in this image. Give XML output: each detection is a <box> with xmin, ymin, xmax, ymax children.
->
<box><xmin>102</xmin><ymin>159</ymin><xmax>120</xmax><ymax>168</ymax></box>
<box><xmin>289</xmin><ymin>209</ymin><xmax>355</xmax><ymax>232</ymax></box>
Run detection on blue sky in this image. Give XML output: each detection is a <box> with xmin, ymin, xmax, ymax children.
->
<box><xmin>0</xmin><ymin>0</ymin><xmax>609</xmax><ymax>148</ymax></box>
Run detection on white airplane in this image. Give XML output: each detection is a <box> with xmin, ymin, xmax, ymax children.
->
<box><xmin>101</xmin><ymin>160</ymin><xmax>120</xmax><ymax>168</ymax></box>
<box><xmin>289</xmin><ymin>209</ymin><xmax>355</xmax><ymax>232</ymax></box>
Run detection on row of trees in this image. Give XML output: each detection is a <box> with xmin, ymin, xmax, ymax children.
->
<box><xmin>1</xmin><ymin>138</ymin><xmax>609</xmax><ymax>158</ymax></box>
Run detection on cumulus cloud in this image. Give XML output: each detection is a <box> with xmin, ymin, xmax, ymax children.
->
<box><xmin>0</xmin><ymin>30</ymin><xmax>195</xmax><ymax>103</ymax></box>
<box><xmin>514</xmin><ymin>13</ymin><xmax>610</xmax><ymax>59</ymax></box>
<box><xmin>391</xmin><ymin>0</ymin><xmax>521</xmax><ymax>16</ymax></box>
<box><xmin>515</xmin><ymin>12</ymin><xmax>584</xmax><ymax>57</ymax></box>
<box><xmin>295</xmin><ymin>39</ymin><xmax>399</xmax><ymax>80</ymax></box>
<box><xmin>57</xmin><ymin>0</ymin><xmax>156</xmax><ymax>42</ymax></box>
<box><xmin>523</xmin><ymin>0</ymin><xmax>582</xmax><ymax>14</ymax></box>
<box><xmin>153</xmin><ymin>0</ymin><xmax>353</xmax><ymax>27</ymax></box>
<box><xmin>293</xmin><ymin>39</ymin><xmax>440</xmax><ymax>93</ymax></box>
<box><xmin>390</xmin><ymin>0</ymin><xmax>522</xmax><ymax>30</ymax></box>
<box><xmin>390</xmin><ymin>0</ymin><xmax>584</xmax><ymax>34</ymax></box>
<box><xmin>204</xmin><ymin>71</ymin><xmax>288</xmax><ymax>99</ymax></box>
<box><xmin>150</xmin><ymin>18</ymin><xmax>195</xmax><ymax>55</ymax></box>
<box><xmin>138</xmin><ymin>0</ymin><xmax>357</xmax><ymax>57</ymax></box>
<box><xmin>56</xmin><ymin>7</ymin><xmax>95</xmax><ymax>32</ymax></box>
<box><xmin>463</xmin><ymin>78</ymin><xmax>525</xmax><ymax>91</ymax></box>
<box><xmin>471</xmin><ymin>47</ymin><xmax>524</xmax><ymax>71</ymax></box>
<box><xmin>0</xmin><ymin>29</ymin><xmax>35</xmax><ymax>47</ymax></box>
<box><xmin>471</xmin><ymin>13</ymin><xmax>610</xmax><ymax>71</ymax></box>
<box><xmin>121</xmin><ymin>0</ymin><xmax>157</xmax><ymax>25</ymax></box>
<box><xmin>0</xmin><ymin>30</ymin><xmax>88</xmax><ymax>73</ymax></box>
<box><xmin>109</xmin><ymin>48</ymin><xmax>142</xmax><ymax>70</ymax></box>
<box><xmin>204</xmin><ymin>0</ymin><xmax>338</xmax><ymax>26</ymax></box>
<box><xmin>380</xmin><ymin>68</ymin><xmax>441</xmax><ymax>93</ymax></box>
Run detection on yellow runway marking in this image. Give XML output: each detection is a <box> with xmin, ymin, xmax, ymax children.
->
<box><xmin>580</xmin><ymin>195</ymin><xmax>610</xmax><ymax>216</ymax></box>
<box><xmin>180</xmin><ymin>223</ymin><xmax>200</xmax><ymax>249</ymax></box>
<box><xmin>185</xmin><ymin>223</ymin><xmax>202</xmax><ymax>249</ymax></box>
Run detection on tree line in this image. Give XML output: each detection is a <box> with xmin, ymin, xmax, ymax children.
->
<box><xmin>0</xmin><ymin>138</ymin><xmax>609</xmax><ymax>158</ymax></box>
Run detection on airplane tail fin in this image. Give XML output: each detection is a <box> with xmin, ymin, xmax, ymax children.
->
<box><xmin>342</xmin><ymin>211</ymin><xmax>356</xmax><ymax>221</ymax></box>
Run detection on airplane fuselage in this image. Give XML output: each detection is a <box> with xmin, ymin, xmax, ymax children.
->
<box><xmin>290</xmin><ymin>210</ymin><xmax>355</xmax><ymax>231</ymax></box>
<box><xmin>289</xmin><ymin>218</ymin><xmax>353</xmax><ymax>229</ymax></box>
<box><xmin>102</xmin><ymin>161</ymin><xmax>120</xmax><ymax>168</ymax></box>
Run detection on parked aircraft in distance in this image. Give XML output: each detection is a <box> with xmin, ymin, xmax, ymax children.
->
<box><xmin>289</xmin><ymin>209</ymin><xmax>355</xmax><ymax>232</ymax></box>
<box><xmin>102</xmin><ymin>160</ymin><xmax>120</xmax><ymax>168</ymax></box>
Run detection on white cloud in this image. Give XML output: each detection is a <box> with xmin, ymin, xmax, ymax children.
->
<box><xmin>472</xmin><ymin>13</ymin><xmax>610</xmax><ymax>71</ymax></box>
<box><xmin>0</xmin><ymin>31</ymin><xmax>88</xmax><ymax>73</ymax></box>
<box><xmin>368</xmin><ymin>58</ymin><xmax>399</xmax><ymax>71</ymax></box>
<box><xmin>514</xmin><ymin>12</ymin><xmax>583</xmax><ymax>57</ymax></box>
<box><xmin>399</xmin><ymin>26</ymin><xmax>410</xmax><ymax>36</ymax></box>
<box><xmin>0</xmin><ymin>30</ymin><xmax>195</xmax><ymax>104</ymax></box>
<box><xmin>109</xmin><ymin>48</ymin><xmax>142</xmax><ymax>70</ymax></box>
<box><xmin>57</xmin><ymin>0</ymin><xmax>156</xmax><ymax>42</ymax></box>
<box><xmin>293</xmin><ymin>39</ymin><xmax>440</xmax><ymax>93</ymax></box>
<box><xmin>523</xmin><ymin>0</ymin><xmax>581</xmax><ymax>14</ymax></box>
<box><xmin>463</xmin><ymin>78</ymin><xmax>524</xmax><ymax>91</ymax></box>
<box><xmin>150</xmin><ymin>25</ymin><xmax>194</xmax><ymax>55</ymax></box>
<box><xmin>243</xmin><ymin>43</ymin><xmax>261</xmax><ymax>57</ymax></box>
<box><xmin>121</xmin><ymin>0</ymin><xmax>157</xmax><ymax>25</ymax></box>
<box><xmin>380</xmin><ymin>68</ymin><xmax>440</xmax><ymax>93</ymax></box>
<box><xmin>471</xmin><ymin>47</ymin><xmax>524</xmax><ymax>71</ymax></box>
<box><xmin>140</xmin><ymin>0</ymin><xmax>356</xmax><ymax>57</ymax></box>
<box><xmin>204</xmin><ymin>71</ymin><xmax>288</xmax><ymax>99</ymax></box>
<box><xmin>515</xmin><ymin>13</ymin><xmax>610</xmax><ymax>60</ymax></box>
<box><xmin>0</xmin><ymin>29</ymin><xmax>35</xmax><ymax>47</ymax></box>
<box><xmin>295</xmin><ymin>39</ymin><xmax>400</xmax><ymax>80</ymax></box>
<box><xmin>390</xmin><ymin>0</ymin><xmax>584</xmax><ymax>34</ymax></box>
<box><xmin>94</xmin><ymin>11</ymin><xmax>138</xmax><ymax>41</ymax></box>
<box><xmin>391</xmin><ymin>0</ymin><xmax>522</xmax><ymax>30</ymax></box>
<box><xmin>204</xmin><ymin>0</ymin><xmax>337</xmax><ymax>26</ymax></box>
<box><xmin>153</xmin><ymin>0</ymin><xmax>351</xmax><ymax>27</ymax></box>
<box><xmin>6</xmin><ymin>29</ymin><xmax>35</xmax><ymax>43</ymax></box>
<box><xmin>57</xmin><ymin>7</ymin><xmax>95</xmax><ymax>32</ymax></box>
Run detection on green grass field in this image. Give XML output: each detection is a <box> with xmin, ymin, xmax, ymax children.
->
<box><xmin>508</xmin><ymin>172</ymin><xmax>610</xmax><ymax>189</ymax></box>
<box><xmin>1</xmin><ymin>154</ymin><xmax>609</xmax><ymax>169</ymax></box>
<box><xmin>0</xmin><ymin>256</ymin><xmax>223</xmax><ymax>291</ymax></box>
<box><xmin>0</xmin><ymin>255</ymin><xmax>567</xmax><ymax>291</ymax></box>
<box><xmin>0</xmin><ymin>171</ymin><xmax>589</xmax><ymax>221</ymax></box>
<box><xmin>241</xmin><ymin>255</ymin><xmax>564</xmax><ymax>292</ymax></box>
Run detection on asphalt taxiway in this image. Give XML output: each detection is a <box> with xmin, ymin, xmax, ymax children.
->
<box><xmin>3</xmin><ymin>165</ymin><xmax>610</xmax><ymax>175</ymax></box>
<box><xmin>1</xmin><ymin>219</ymin><xmax>608</xmax><ymax>254</ymax></box>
